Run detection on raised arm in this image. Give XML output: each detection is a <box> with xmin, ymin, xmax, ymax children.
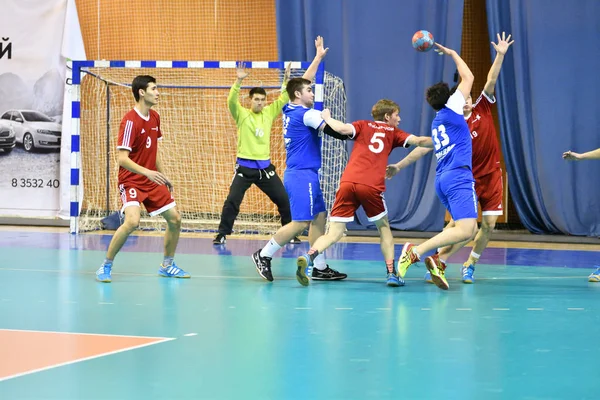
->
<box><xmin>563</xmin><ymin>148</ymin><xmax>600</xmax><ymax>161</ymax></box>
<box><xmin>302</xmin><ymin>36</ymin><xmax>329</xmax><ymax>83</ymax></box>
<box><xmin>483</xmin><ymin>32</ymin><xmax>514</xmax><ymax>96</ymax></box>
<box><xmin>227</xmin><ymin>62</ymin><xmax>249</xmax><ymax>121</ymax></box>
<box><xmin>265</xmin><ymin>62</ymin><xmax>292</xmax><ymax>118</ymax></box>
<box><xmin>435</xmin><ymin>43</ymin><xmax>474</xmax><ymax>101</ymax></box>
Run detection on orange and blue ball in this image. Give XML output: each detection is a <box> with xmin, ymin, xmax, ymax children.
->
<box><xmin>412</xmin><ymin>30</ymin><xmax>435</xmax><ymax>52</ymax></box>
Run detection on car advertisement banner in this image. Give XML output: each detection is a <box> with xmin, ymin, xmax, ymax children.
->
<box><xmin>0</xmin><ymin>0</ymin><xmax>79</xmax><ymax>218</ymax></box>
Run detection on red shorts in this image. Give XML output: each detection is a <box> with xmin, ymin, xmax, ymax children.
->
<box><xmin>475</xmin><ymin>169</ymin><xmax>503</xmax><ymax>215</ymax></box>
<box><xmin>330</xmin><ymin>182</ymin><xmax>387</xmax><ymax>222</ymax></box>
<box><xmin>118</xmin><ymin>183</ymin><xmax>176</xmax><ymax>216</ymax></box>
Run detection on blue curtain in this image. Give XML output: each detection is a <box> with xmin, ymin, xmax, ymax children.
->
<box><xmin>276</xmin><ymin>0</ymin><xmax>465</xmax><ymax>231</ymax></box>
<box><xmin>486</xmin><ymin>0</ymin><xmax>600</xmax><ymax>236</ymax></box>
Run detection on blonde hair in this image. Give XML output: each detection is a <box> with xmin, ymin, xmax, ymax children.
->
<box><xmin>371</xmin><ymin>99</ymin><xmax>399</xmax><ymax>121</ymax></box>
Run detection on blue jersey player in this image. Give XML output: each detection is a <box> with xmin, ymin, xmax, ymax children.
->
<box><xmin>252</xmin><ymin>36</ymin><xmax>347</xmax><ymax>285</ymax></box>
<box><xmin>397</xmin><ymin>43</ymin><xmax>477</xmax><ymax>290</ymax></box>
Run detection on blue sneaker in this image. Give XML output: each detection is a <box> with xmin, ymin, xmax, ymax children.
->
<box><xmin>386</xmin><ymin>273</ymin><xmax>405</xmax><ymax>287</ymax></box>
<box><xmin>588</xmin><ymin>266</ymin><xmax>600</xmax><ymax>282</ymax></box>
<box><xmin>424</xmin><ymin>271</ymin><xmax>433</xmax><ymax>284</ymax></box>
<box><xmin>158</xmin><ymin>262</ymin><xmax>191</xmax><ymax>278</ymax></box>
<box><xmin>462</xmin><ymin>263</ymin><xmax>475</xmax><ymax>284</ymax></box>
<box><xmin>296</xmin><ymin>254</ymin><xmax>313</xmax><ymax>286</ymax></box>
<box><xmin>96</xmin><ymin>263</ymin><xmax>112</xmax><ymax>283</ymax></box>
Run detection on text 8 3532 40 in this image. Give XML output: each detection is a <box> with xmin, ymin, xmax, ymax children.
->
<box><xmin>11</xmin><ymin>178</ymin><xmax>60</xmax><ymax>188</ymax></box>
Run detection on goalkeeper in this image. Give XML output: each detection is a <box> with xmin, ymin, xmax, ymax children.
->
<box><xmin>213</xmin><ymin>60</ymin><xmax>313</xmax><ymax>245</ymax></box>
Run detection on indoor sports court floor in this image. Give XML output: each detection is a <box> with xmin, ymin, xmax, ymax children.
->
<box><xmin>0</xmin><ymin>226</ymin><xmax>599</xmax><ymax>400</ymax></box>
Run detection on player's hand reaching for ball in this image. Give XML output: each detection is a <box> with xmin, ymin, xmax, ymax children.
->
<box><xmin>562</xmin><ymin>151</ymin><xmax>582</xmax><ymax>161</ymax></box>
<box><xmin>492</xmin><ymin>32</ymin><xmax>514</xmax><ymax>55</ymax></box>
<box><xmin>433</xmin><ymin>43</ymin><xmax>455</xmax><ymax>56</ymax></box>
<box><xmin>145</xmin><ymin>170</ymin><xmax>170</xmax><ymax>185</ymax></box>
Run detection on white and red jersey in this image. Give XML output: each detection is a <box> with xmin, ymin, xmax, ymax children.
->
<box><xmin>341</xmin><ymin>120</ymin><xmax>412</xmax><ymax>192</ymax></box>
<box><xmin>468</xmin><ymin>91</ymin><xmax>501</xmax><ymax>179</ymax></box>
<box><xmin>117</xmin><ymin>108</ymin><xmax>163</xmax><ymax>189</ymax></box>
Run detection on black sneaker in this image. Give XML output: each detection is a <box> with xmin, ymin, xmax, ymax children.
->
<box><xmin>252</xmin><ymin>250</ymin><xmax>273</xmax><ymax>282</ymax></box>
<box><xmin>213</xmin><ymin>233</ymin><xmax>226</xmax><ymax>245</ymax></box>
<box><xmin>289</xmin><ymin>236</ymin><xmax>302</xmax><ymax>244</ymax></box>
<box><xmin>311</xmin><ymin>265</ymin><xmax>347</xmax><ymax>281</ymax></box>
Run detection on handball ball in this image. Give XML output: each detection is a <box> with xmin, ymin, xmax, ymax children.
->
<box><xmin>412</xmin><ymin>30</ymin><xmax>435</xmax><ymax>52</ymax></box>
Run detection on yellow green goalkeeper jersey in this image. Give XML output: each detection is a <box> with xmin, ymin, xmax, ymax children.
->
<box><xmin>227</xmin><ymin>81</ymin><xmax>289</xmax><ymax>161</ymax></box>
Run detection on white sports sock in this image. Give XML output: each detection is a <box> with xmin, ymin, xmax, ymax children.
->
<box><xmin>260</xmin><ymin>238</ymin><xmax>281</xmax><ymax>258</ymax></box>
<box><xmin>314</xmin><ymin>253</ymin><xmax>327</xmax><ymax>270</ymax></box>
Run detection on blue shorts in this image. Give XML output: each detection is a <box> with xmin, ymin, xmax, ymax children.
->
<box><xmin>435</xmin><ymin>167</ymin><xmax>478</xmax><ymax>221</ymax></box>
<box><xmin>283</xmin><ymin>169</ymin><xmax>326</xmax><ymax>221</ymax></box>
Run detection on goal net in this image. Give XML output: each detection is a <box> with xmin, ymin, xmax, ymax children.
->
<box><xmin>71</xmin><ymin>61</ymin><xmax>348</xmax><ymax>235</ymax></box>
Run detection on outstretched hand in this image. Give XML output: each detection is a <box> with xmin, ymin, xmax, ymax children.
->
<box><xmin>385</xmin><ymin>164</ymin><xmax>400</xmax><ymax>179</ymax></box>
<box><xmin>492</xmin><ymin>32</ymin><xmax>514</xmax><ymax>55</ymax></box>
<box><xmin>563</xmin><ymin>150</ymin><xmax>582</xmax><ymax>161</ymax></box>
<box><xmin>283</xmin><ymin>61</ymin><xmax>292</xmax><ymax>83</ymax></box>
<box><xmin>433</xmin><ymin>43</ymin><xmax>455</xmax><ymax>56</ymax></box>
<box><xmin>315</xmin><ymin>35</ymin><xmax>329</xmax><ymax>59</ymax></box>
<box><xmin>236</xmin><ymin>62</ymin><xmax>249</xmax><ymax>80</ymax></box>
<box><xmin>321</xmin><ymin>108</ymin><xmax>331</xmax><ymax>121</ymax></box>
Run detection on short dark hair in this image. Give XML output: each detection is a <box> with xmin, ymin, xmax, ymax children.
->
<box><xmin>426</xmin><ymin>81</ymin><xmax>450</xmax><ymax>111</ymax></box>
<box><xmin>286</xmin><ymin>77</ymin><xmax>311</xmax><ymax>101</ymax></box>
<box><xmin>249</xmin><ymin>87</ymin><xmax>267</xmax><ymax>98</ymax></box>
<box><xmin>132</xmin><ymin>75</ymin><xmax>156</xmax><ymax>102</ymax></box>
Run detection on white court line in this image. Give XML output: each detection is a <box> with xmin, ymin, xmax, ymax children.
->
<box><xmin>567</xmin><ymin>308</ymin><xmax>584</xmax><ymax>311</ymax></box>
<box><xmin>456</xmin><ymin>308</ymin><xmax>472</xmax><ymax>311</ymax></box>
<box><xmin>527</xmin><ymin>308</ymin><xmax>544</xmax><ymax>311</ymax></box>
<box><xmin>295</xmin><ymin>307</ymin><xmax>311</xmax><ymax>310</ymax></box>
<box><xmin>335</xmin><ymin>308</ymin><xmax>353</xmax><ymax>310</ymax></box>
<box><xmin>183</xmin><ymin>333</ymin><xmax>197</xmax><ymax>337</ymax></box>
<box><xmin>421</xmin><ymin>308</ymin><xmax>431</xmax><ymax>311</ymax></box>
<box><xmin>0</xmin><ymin>329</ymin><xmax>175</xmax><ymax>382</ymax></box>
<box><xmin>0</xmin><ymin>328</ymin><xmax>173</xmax><ymax>340</ymax></box>
<box><xmin>493</xmin><ymin>308</ymin><xmax>510</xmax><ymax>311</ymax></box>
<box><xmin>375</xmin><ymin>308</ymin><xmax>391</xmax><ymax>311</ymax></box>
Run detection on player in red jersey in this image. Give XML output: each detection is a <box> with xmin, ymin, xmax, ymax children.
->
<box><xmin>386</xmin><ymin>32</ymin><xmax>514</xmax><ymax>284</ymax></box>
<box><xmin>295</xmin><ymin>99</ymin><xmax>433</xmax><ymax>286</ymax></box>
<box><xmin>95</xmin><ymin>75</ymin><xmax>190</xmax><ymax>282</ymax></box>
